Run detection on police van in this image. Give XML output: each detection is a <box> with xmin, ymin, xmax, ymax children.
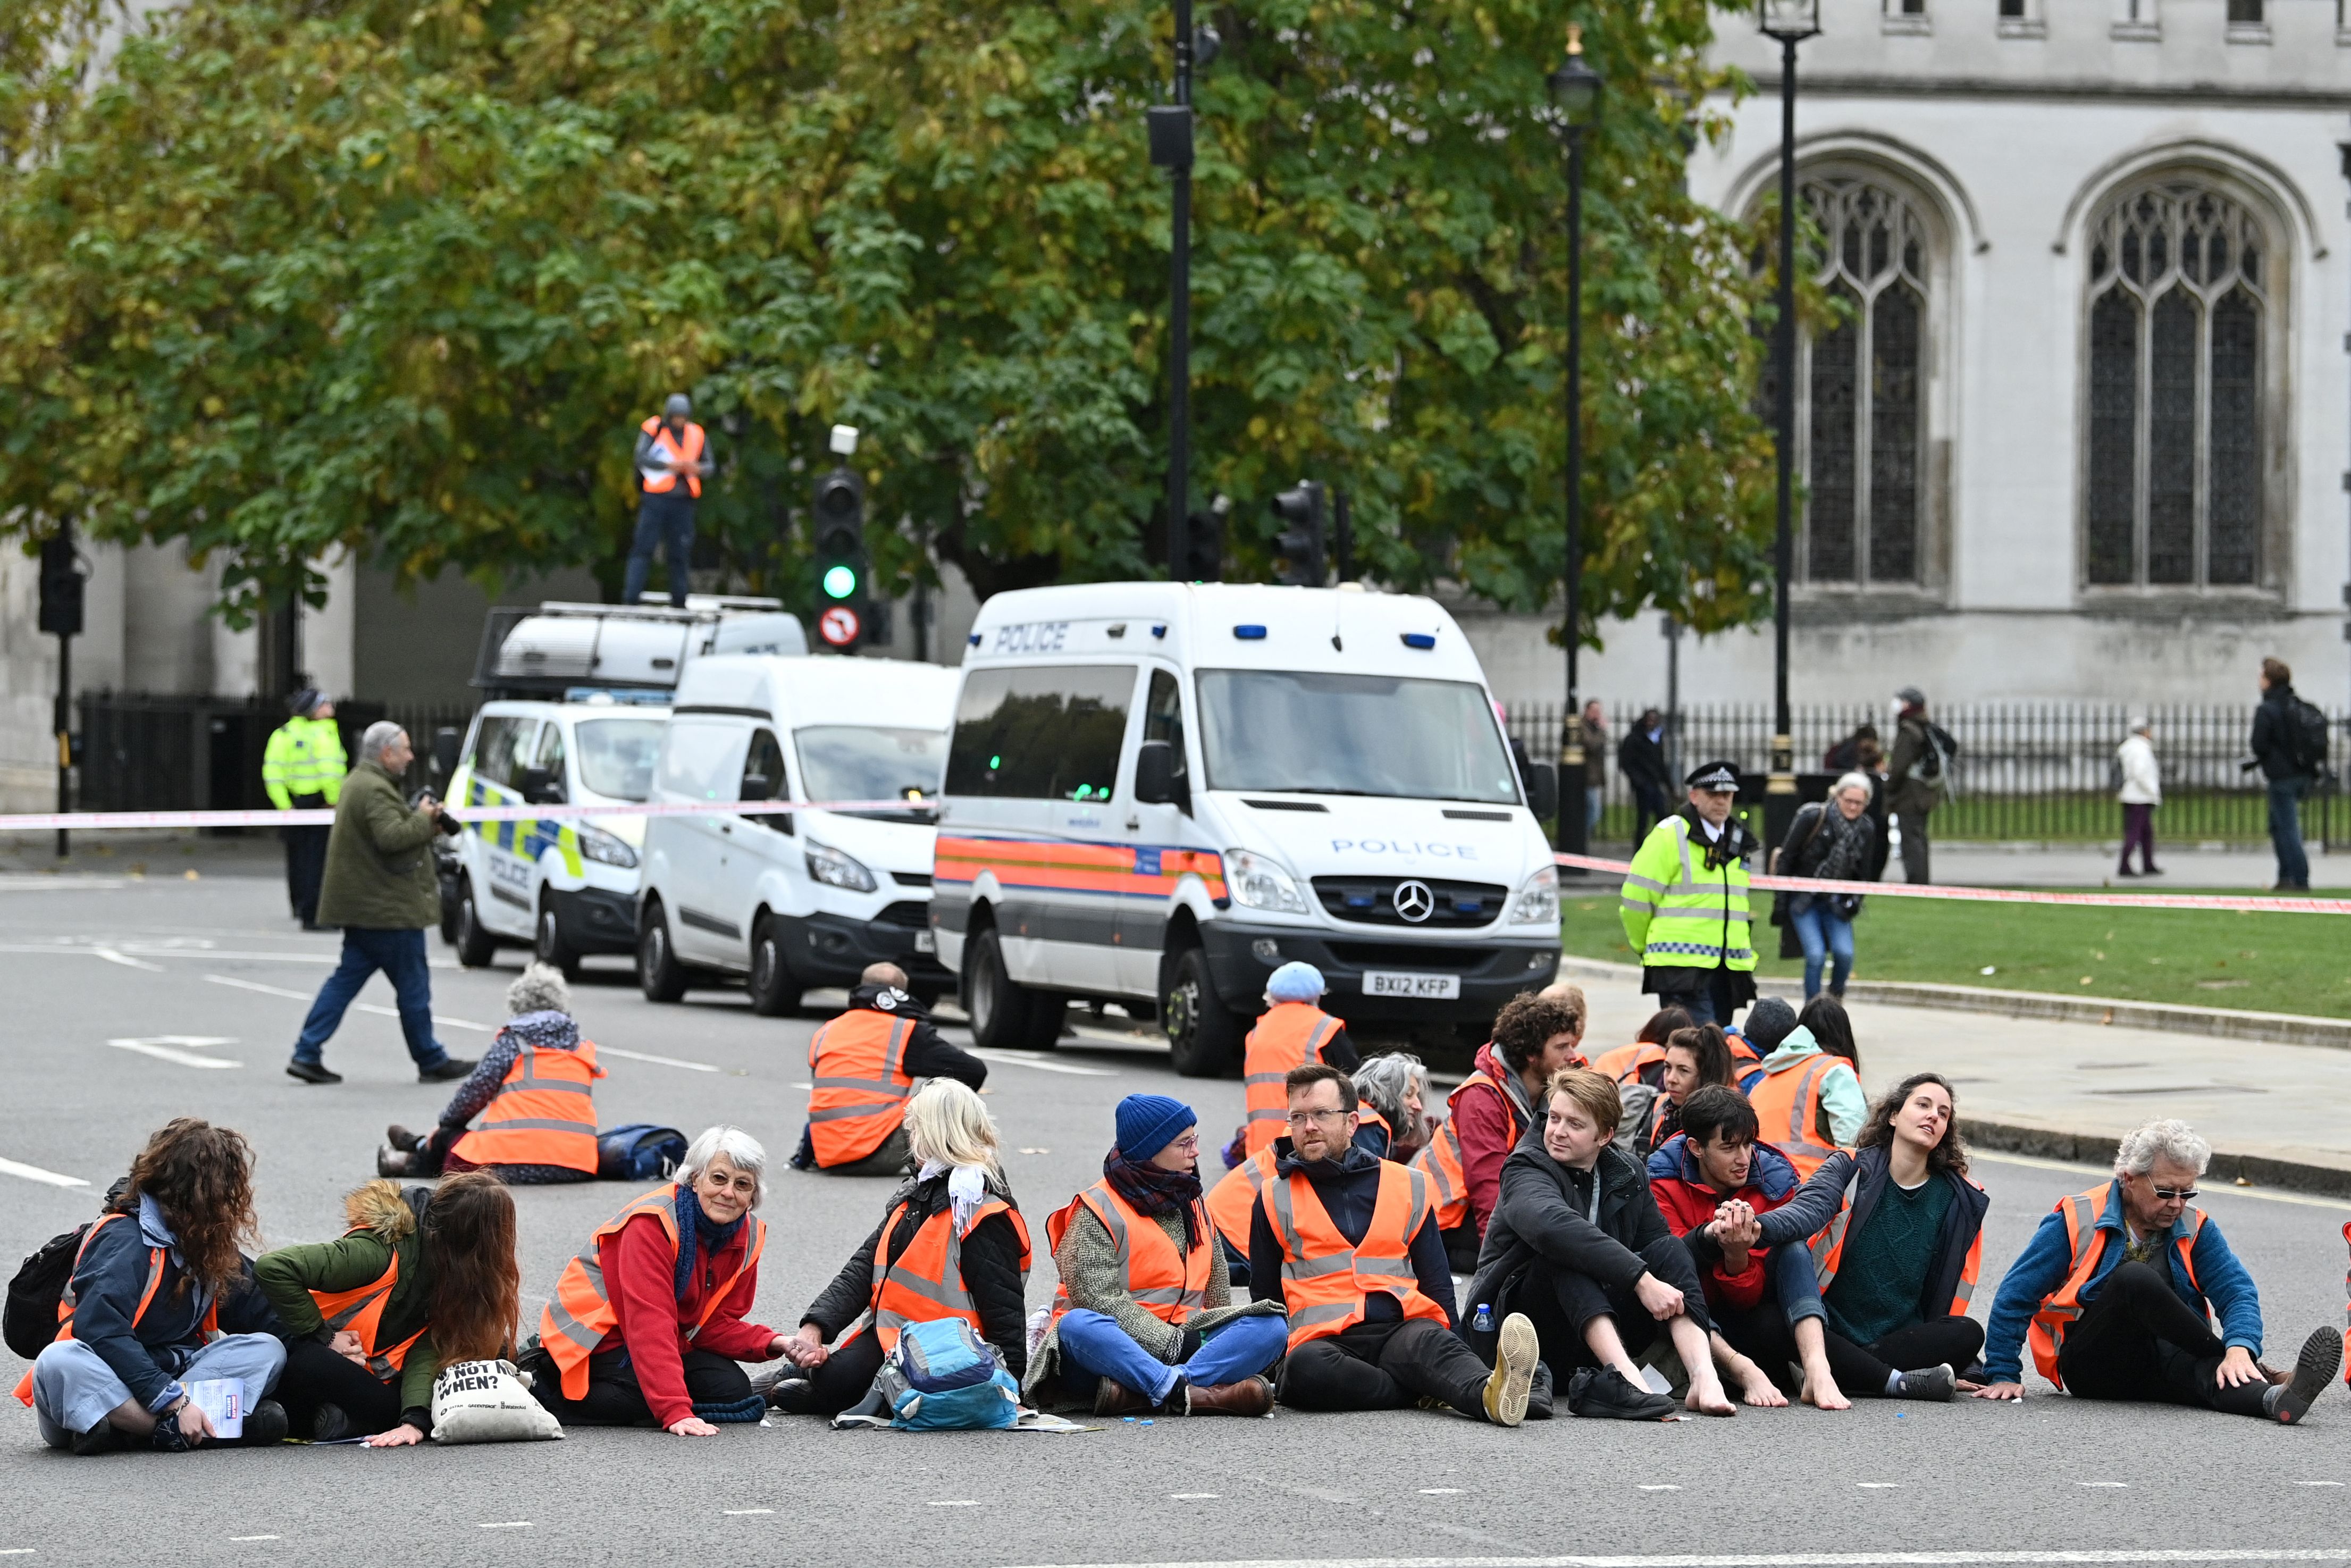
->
<box><xmin>931</xmin><ymin>582</ymin><xmax>1563</xmax><ymax>1075</ymax></box>
<box><xmin>634</xmin><ymin>654</ymin><xmax>961</xmax><ymax>1014</ymax></box>
<box><xmin>440</xmin><ymin>598</ymin><xmax>807</xmax><ymax>974</ymax></box>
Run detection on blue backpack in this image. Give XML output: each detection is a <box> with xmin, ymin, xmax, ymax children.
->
<box><xmin>835</xmin><ymin>1319</ymin><xmax>1021</xmax><ymax>1431</ymax></box>
<box><xmin>595</xmin><ymin>1125</ymin><xmax>687</xmax><ymax>1183</ymax></box>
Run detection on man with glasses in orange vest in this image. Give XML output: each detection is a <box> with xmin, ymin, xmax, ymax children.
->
<box><xmin>793</xmin><ymin>963</ymin><xmax>989</xmax><ymax>1174</ymax></box>
<box><xmin>1247</xmin><ymin>1063</ymin><xmax>1540</xmax><ymax>1424</ymax></box>
<box><xmin>1975</xmin><ymin>1117</ymin><xmax>2341</xmax><ymax>1422</ymax></box>
<box><xmin>624</xmin><ymin>393</ymin><xmax>715</xmax><ymax>608</ymax></box>
<box><xmin>1236</xmin><ymin>963</ymin><xmax>1358</xmax><ymax>1160</ymax></box>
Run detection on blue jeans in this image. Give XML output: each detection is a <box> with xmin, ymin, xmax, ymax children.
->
<box><xmin>292</xmin><ymin>927</ymin><xmax>448</xmax><ymax>1067</ymax></box>
<box><xmin>1771</xmin><ymin>1241</ymin><xmax>1828</xmax><ymax>1327</ymax></box>
<box><xmin>1056</xmin><ymin>1308</ymin><xmax>1290</xmax><ymax>1403</ymax></box>
<box><xmin>1789</xmin><ymin>903</ymin><xmax>1854</xmax><ymax>999</ymax></box>
<box><xmin>1584</xmin><ymin>786</ymin><xmax>1603</xmax><ymax>836</ymax></box>
<box><xmin>2268</xmin><ymin>777</ymin><xmax>2310</xmax><ymax>888</ymax></box>
<box><xmin>623</xmin><ymin>494</ymin><xmax>698</xmax><ymax>607</ymax></box>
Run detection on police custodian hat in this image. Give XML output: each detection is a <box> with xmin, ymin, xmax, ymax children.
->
<box><xmin>1685</xmin><ymin>760</ymin><xmax>1740</xmax><ymax>792</ymax></box>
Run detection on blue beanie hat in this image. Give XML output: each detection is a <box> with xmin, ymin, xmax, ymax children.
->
<box><xmin>1266</xmin><ymin>961</ymin><xmax>1325</xmax><ymax>1004</ymax></box>
<box><xmin>1115</xmin><ymin>1094</ymin><xmax>1197</xmax><ymax>1161</ymax></box>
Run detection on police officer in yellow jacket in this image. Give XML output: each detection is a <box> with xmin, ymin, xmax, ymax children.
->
<box><xmin>1617</xmin><ymin>761</ymin><xmax>1761</xmax><ymax>1029</ymax></box>
<box><xmin>265</xmin><ymin>690</ymin><xmax>347</xmax><ymax>930</ymax></box>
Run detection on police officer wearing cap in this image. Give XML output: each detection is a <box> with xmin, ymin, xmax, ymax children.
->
<box><xmin>1616</xmin><ymin>761</ymin><xmax>1761</xmax><ymax>1028</ymax></box>
<box><xmin>624</xmin><ymin>393</ymin><xmax>715</xmax><ymax>608</ymax></box>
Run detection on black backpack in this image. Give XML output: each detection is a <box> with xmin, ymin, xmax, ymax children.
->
<box><xmin>2286</xmin><ymin>697</ymin><xmax>2332</xmax><ymax>775</ymax></box>
<box><xmin>5</xmin><ymin>1225</ymin><xmax>91</xmax><ymax>1360</ymax></box>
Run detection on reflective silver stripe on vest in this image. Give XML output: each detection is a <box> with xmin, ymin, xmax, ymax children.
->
<box><xmin>1779</xmin><ymin>1059</ymin><xmax>1838</xmax><ymax>1160</ymax></box>
<box><xmin>872</xmin><ymin>1206</ymin><xmax>978</xmax><ymax>1341</ymax></box>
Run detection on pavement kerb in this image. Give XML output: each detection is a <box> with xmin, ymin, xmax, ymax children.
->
<box><xmin>1551</xmin><ymin>955</ymin><xmax>2351</xmax><ymax>1051</ymax></box>
<box><xmin>1959</xmin><ymin>1116</ymin><xmax>2351</xmax><ymax>1201</ymax></box>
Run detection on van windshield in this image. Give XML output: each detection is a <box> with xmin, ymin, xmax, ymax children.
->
<box><xmin>1195</xmin><ymin>670</ymin><xmax>1521</xmax><ymax>805</ymax></box>
<box><xmin>796</xmin><ymin>726</ymin><xmax>947</xmax><ymax>806</ymax></box>
<box><xmin>575</xmin><ymin>719</ymin><xmax>665</xmax><ymax>802</ymax></box>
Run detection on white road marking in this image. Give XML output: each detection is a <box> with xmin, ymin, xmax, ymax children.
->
<box><xmin>2078</xmin><ymin>1481</ymin><xmax>2130</xmax><ymax>1488</ymax></box>
<box><xmin>107</xmin><ymin>1037</ymin><xmax>242</xmax><ymax>1070</ymax></box>
<box><xmin>1636</xmin><ymin>1486</ymin><xmax>1682</xmax><ymax>1492</ymax></box>
<box><xmin>477</xmin><ymin>1522</ymin><xmax>533</xmax><ymax>1529</ymax></box>
<box><xmin>600</xmin><ymin>1046</ymin><xmax>720</xmax><ymax>1073</ymax></box>
<box><xmin>927</xmin><ymin>1500</ymin><xmax>981</xmax><ymax>1507</ymax></box>
<box><xmin>723</xmin><ymin>1508</ymin><xmax>775</xmax><ymax>1516</ymax></box>
<box><xmin>0</xmin><ymin>1549</ymin><xmax>35</xmax><ymax>1556</ymax></box>
<box><xmin>93</xmin><ymin>947</ymin><xmax>165</xmax><ymax>972</ymax></box>
<box><xmin>0</xmin><ymin>1156</ymin><xmax>90</xmax><ymax>1188</ymax></box>
<box><xmin>1418</xmin><ymin>1489</ymin><xmax>1465</xmax><ymax>1496</ymax></box>
<box><xmin>1977</xmin><ymin>1152</ymin><xmax>2351</xmax><ymax>1212</ymax></box>
<box><xmin>1857</xmin><ymin>1483</ymin><xmax>1901</xmax><ymax>1489</ymax></box>
<box><xmin>1000</xmin><ymin>1553</ymin><xmax>2351</xmax><ymax>1567</ymax></box>
<box><xmin>969</xmin><ymin>1047</ymin><xmax>1115</xmax><ymax>1077</ymax></box>
<box><xmin>1170</xmin><ymin>1494</ymin><xmax>1221</xmax><ymax>1500</ymax></box>
<box><xmin>227</xmin><ymin>1537</ymin><xmax>280</xmax><ymax>1542</ymax></box>
<box><xmin>2298</xmin><ymin>1481</ymin><xmax>2347</xmax><ymax>1487</ymax></box>
<box><xmin>202</xmin><ymin>973</ymin><xmax>489</xmax><ymax>1030</ymax></box>
<box><xmin>204</xmin><ymin>975</ymin><xmax>313</xmax><ymax>1001</ymax></box>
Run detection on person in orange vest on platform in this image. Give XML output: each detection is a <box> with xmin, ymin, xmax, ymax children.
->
<box><xmin>1750</xmin><ymin>1073</ymin><xmax>1989</xmax><ymax>1409</ymax></box>
<box><xmin>1974</xmin><ymin>1118</ymin><xmax>2342</xmax><ymax>1422</ymax></box>
<box><xmin>376</xmin><ymin>964</ymin><xmax>602</xmax><ymax>1183</ymax></box>
<box><xmin>1025</xmin><ymin>1095</ymin><xmax>1288</xmax><ymax>1418</ymax></box>
<box><xmin>1742</xmin><ymin>994</ymin><xmax>1866</xmax><ymax>1180</ymax></box>
<box><xmin>532</xmin><ymin>1127</ymin><xmax>787</xmax><ymax>1432</ymax></box>
<box><xmin>1445</xmin><ymin>988</ymin><xmax>1588</xmax><ymax>1264</ymax></box>
<box><xmin>1248</xmin><ymin>1064</ymin><xmax>1540</xmax><ymax>1424</ymax></box>
<box><xmin>624</xmin><ymin>392</ymin><xmax>714</xmax><ymax>607</ymax></box>
<box><xmin>1237</xmin><ymin>963</ymin><xmax>1358</xmax><ymax>1159</ymax></box>
<box><xmin>769</xmin><ymin>1080</ymin><xmax>1032</xmax><ymax>1416</ymax></box>
<box><xmin>256</xmin><ymin>1171</ymin><xmax>520</xmax><ymax>1444</ymax></box>
<box><xmin>792</xmin><ymin>962</ymin><xmax>989</xmax><ymax>1175</ymax></box>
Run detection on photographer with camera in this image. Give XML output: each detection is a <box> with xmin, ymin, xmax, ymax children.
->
<box><xmin>286</xmin><ymin>722</ymin><xmax>477</xmax><ymax>1087</ymax></box>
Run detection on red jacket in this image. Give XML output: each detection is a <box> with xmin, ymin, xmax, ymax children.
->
<box><xmin>598</xmin><ymin>1212</ymin><xmax>778</xmax><ymax>1427</ymax></box>
<box><xmin>1643</xmin><ymin>1134</ymin><xmax>1802</xmax><ymax>1313</ymax></box>
<box><xmin>1449</xmin><ymin>1041</ymin><xmax>1538</xmax><ymax>1240</ymax></box>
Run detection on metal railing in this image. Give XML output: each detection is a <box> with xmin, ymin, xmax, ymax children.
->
<box><xmin>75</xmin><ymin>694</ymin><xmax>477</xmax><ymax>818</ymax></box>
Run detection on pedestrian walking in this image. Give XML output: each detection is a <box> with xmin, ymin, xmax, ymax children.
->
<box><xmin>623</xmin><ymin>393</ymin><xmax>712</xmax><ymax>607</ymax></box>
<box><xmin>263</xmin><ymin>689</ymin><xmax>346</xmax><ymax>930</ymax></box>
<box><xmin>1885</xmin><ymin>687</ymin><xmax>1949</xmax><ymax>885</ymax></box>
<box><xmin>377</xmin><ymin>963</ymin><xmax>601</xmax><ymax>1183</ymax></box>
<box><xmin>284</xmin><ymin>722</ymin><xmax>475</xmax><ymax>1086</ymax></box>
<box><xmin>1617</xmin><ymin>708</ymin><xmax>1672</xmax><ymax>844</ymax></box>
<box><xmin>1617</xmin><ymin>760</ymin><xmax>1760</xmax><ymax>1028</ymax></box>
<box><xmin>1771</xmin><ymin>772</ymin><xmax>1877</xmax><ymax>998</ymax></box>
<box><xmin>1578</xmin><ymin>699</ymin><xmax>1609</xmax><ymax>841</ymax></box>
<box><xmin>2249</xmin><ymin>657</ymin><xmax>2324</xmax><ymax>891</ymax></box>
<box><xmin>2115</xmin><ymin>717</ymin><xmax>2163</xmax><ymax>878</ymax></box>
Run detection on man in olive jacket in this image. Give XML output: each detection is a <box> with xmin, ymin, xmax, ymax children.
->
<box><xmin>287</xmin><ymin>723</ymin><xmax>475</xmax><ymax>1086</ymax></box>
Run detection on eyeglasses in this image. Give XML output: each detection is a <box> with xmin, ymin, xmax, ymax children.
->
<box><xmin>1286</xmin><ymin>1109</ymin><xmax>1350</xmax><ymax>1127</ymax></box>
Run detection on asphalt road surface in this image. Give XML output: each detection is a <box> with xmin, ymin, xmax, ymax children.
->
<box><xmin>3</xmin><ymin>869</ymin><xmax>2349</xmax><ymax>1568</ymax></box>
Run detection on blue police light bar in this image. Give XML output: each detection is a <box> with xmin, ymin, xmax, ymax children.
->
<box><xmin>1233</xmin><ymin>624</ymin><xmax>1267</xmax><ymax>640</ymax></box>
<box><xmin>968</xmin><ymin>633</ymin><xmax>983</xmax><ymax>646</ymax></box>
<box><xmin>1400</xmin><ymin>632</ymin><xmax>1437</xmax><ymax>649</ymax></box>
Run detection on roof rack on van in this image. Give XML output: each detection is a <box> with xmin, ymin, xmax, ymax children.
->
<box><xmin>474</xmin><ymin>597</ymin><xmax>808</xmax><ymax>697</ymax></box>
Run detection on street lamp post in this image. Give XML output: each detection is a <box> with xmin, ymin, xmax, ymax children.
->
<box><xmin>1548</xmin><ymin>27</ymin><xmax>1601</xmax><ymax>861</ymax></box>
<box><xmin>1757</xmin><ymin>0</ymin><xmax>1819</xmax><ymax>848</ymax></box>
<box><xmin>1147</xmin><ymin>6</ymin><xmax>1220</xmax><ymax>578</ymax></box>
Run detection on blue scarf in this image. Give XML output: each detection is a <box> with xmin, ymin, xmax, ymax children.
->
<box><xmin>671</xmin><ymin>1186</ymin><xmax>745</xmax><ymax>1302</ymax></box>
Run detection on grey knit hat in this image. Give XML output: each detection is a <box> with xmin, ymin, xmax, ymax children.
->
<box><xmin>1742</xmin><ymin>996</ymin><xmax>1800</xmax><ymax>1055</ymax></box>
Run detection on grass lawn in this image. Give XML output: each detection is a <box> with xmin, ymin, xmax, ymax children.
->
<box><xmin>1560</xmin><ymin>887</ymin><xmax>2351</xmax><ymax>1018</ymax></box>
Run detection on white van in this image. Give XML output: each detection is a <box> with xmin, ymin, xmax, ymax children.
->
<box><xmin>932</xmin><ymin>582</ymin><xmax>1562</xmax><ymax>1074</ymax></box>
<box><xmin>635</xmin><ymin>655</ymin><xmax>961</xmax><ymax>1013</ymax></box>
<box><xmin>442</xmin><ymin>693</ymin><xmax>671</xmax><ymax>975</ymax></box>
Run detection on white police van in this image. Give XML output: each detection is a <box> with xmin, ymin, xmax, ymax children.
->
<box><xmin>931</xmin><ymin>582</ymin><xmax>1563</xmax><ymax>1074</ymax></box>
<box><xmin>635</xmin><ymin>654</ymin><xmax>961</xmax><ymax>1013</ymax></box>
<box><xmin>440</xmin><ymin>598</ymin><xmax>806</xmax><ymax>974</ymax></box>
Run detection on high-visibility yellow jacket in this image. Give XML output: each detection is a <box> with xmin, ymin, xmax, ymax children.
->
<box><xmin>263</xmin><ymin>715</ymin><xmax>348</xmax><ymax>810</ymax></box>
<box><xmin>1617</xmin><ymin>810</ymin><xmax>1756</xmax><ymax>974</ymax></box>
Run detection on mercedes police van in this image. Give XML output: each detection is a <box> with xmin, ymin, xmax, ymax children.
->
<box><xmin>931</xmin><ymin>582</ymin><xmax>1563</xmax><ymax>1075</ymax></box>
<box><xmin>634</xmin><ymin>654</ymin><xmax>961</xmax><ymax>1014</ymax></box>
<box><xmin>440</xmin><ymin>598</ymin><xmax>806</xmax><ymax>974</ymax></box>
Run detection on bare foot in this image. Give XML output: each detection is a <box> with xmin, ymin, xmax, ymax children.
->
<box><xmin>1684</xmin><ymin>1382</ymin><xmax>1738</xmax><ymax>1417</ymax></box>
<box><xmin>1739</xmin><ymin>1372</ymin><xmax>1789</xmax><ymax>1408</ymax></box>
<box><xmin>1801</xmin><ymin>1369</ymin><xmax>1852</xmax><ymax>1411</ymax></box>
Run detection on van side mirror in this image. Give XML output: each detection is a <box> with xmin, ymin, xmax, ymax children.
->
<box><xmin>519</xmin><ymin>767</ymin><xmax>566</xmax><ymax>806</ymax></box>
<box><xmin>740</xmin><ymin>772</ymin><xmax>776</xmax><ymax>802</ymax></box>
<box><xmin>1133</xmin><ymin>740</ymin><xmax>1181</xmax><ymax>807</ymax></box>
<box><xmin>1523</xmin><ymin>761</ymin><xmax>1559</xmax><ymax>823</ymax></box>
<box><xmin>431</xmin><ymin>727</ymin><xmax>461</xmax><ymax>783</ymax></box>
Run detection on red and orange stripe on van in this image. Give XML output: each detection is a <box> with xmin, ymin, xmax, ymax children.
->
<box><xmin>935</xmin><ymin>835</ymin><xmax>1228</xmax><ymax>904</ymax></box>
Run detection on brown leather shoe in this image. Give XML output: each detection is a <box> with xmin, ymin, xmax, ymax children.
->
<box><xmin>1093</xmin><ymin>1379</ymin><xmax>1157</xmax><ymax>1418</ymax></box>
<box><xmin>1181</xmin><ymin>1376</ymin><xmax>1274</xmax><ymax>1418</ymax></box>
<box><xmin>375</xmin><ymin>1145</ymin><xmax>413</xmax><ymax>1178</ymax></box>
<box><xmin>385</xmin><ymin>1124</ymin><xmax>425</xmax><ymax>1154</ymax></box>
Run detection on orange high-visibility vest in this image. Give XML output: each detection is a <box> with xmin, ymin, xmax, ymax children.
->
<box><xmin>639</xmin><ymin>417</ymin><xmax>707</xmax><ymax>497</ymax></box>
<box><xmin>1746</xmin><ymin>1055</ymin><xmax>1845</xmax><ymax>1179</ymax></box>
<box><xmin>805</xmin><ymin>1011</ymin><xmax>918</xmax><ymax>1168</ymax></box>
<box><xmin>1412</xmin><ymin>1118</ymin><xmax>1471</xmax><ymax>1230</ymax></box>
<box><xmin>308</xmin><ymin>1253</ymin><xmax>427</xmax><ymax>1382</ymax></box>
<box><xmin>862</xmin><ymin>1193</ymin><xmax>1033</xmax><ymax>1356</ymax></box>
<box><xmin>2026</xmin><ymin>1182</ymin><xmax>2205</xmax><ymax>1388</ymax></box>
<box><xmin>450</xmin><ymin>1037</ymin><xmax>604</xmax><ymax>1174</ymax></box>
<box><xmin>1260</xmin><ymin>1159</ymin><xmax>1447</xmax><ymax>1351</ymax></box>
<box><xmin>1205</xmin><ymin>1148</ymin><xmax>1280</xmax><ymax>1256</ymax></box>
<box><xmin>1808</xmin><ymin>1166</ymin><xmax>1985</xmax><ymax>1321</ymax></box>
<box><xmin>14</xmin><ymin>1213</ymin><xmax>216</xmax><ymax>1406</ymax></box>
<box><xmin>1357</xmin><ymin>1101</ymin><xmax>1393</xmax><ymax>1154</ymax></box>
<box><xmin>1243</xmin><ymin>1004</ymin><xmax>1343</xmax><ymax>1156</ymax></box>
<box><xmin>538</xmin><ymin>1184</ymin><xmax>768</xmax><ymax>1401</ymax></box>
<box><xmin>1585</xmin><ymin>1042</ymin><xmax>1658</xmax><ymax>1084</ymax></box>
<box><xmin>1044</xmin><ymin>1182</ymin><xmax>1212</xmax><ymax>1331</ymax></box>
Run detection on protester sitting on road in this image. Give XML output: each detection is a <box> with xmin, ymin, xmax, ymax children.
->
<box><xmin>1647</xmin><ymin>1085</ymin><xmax>1805</xmax><ymax>1407</ymax></box>
<box><xmin>1775</xmin><ymin>772</ymin><xmax>1876</xmax><ymax>999</ymax></box>
<box><xmin>258</xmin><ymin>1171</ymin><xmax>519</xmax><ymax>1445</ymax></box>
<box><xmin>1975</xmin><ymin>1118</ymin><xmax>2342</xmax><ymax>1422</ymax></box>
<box><xmin>1750</xmin><ymin>1073</ymin><xmax>1989</xmax><ymax>1407</ymax></box>
<box><xmin>1744</xmin><ymin>995</ymin><xmax>1867</xmax><ymax>1179</ymax></box>
<box><xmin>1619</xmin><ymin>1022</ymin><xmax>1734</xmax><ymax>1155</ymax></box>
<box><xmin>774</xmin><ymin>1080</ymin><xmax>1032</xmax><ymax>1416</ymax></box>
<box><xmin>1465</xmin><ymin>1068</ymin><xmax>1734</xmax><ymax>1421</ymax></box>
<box><xmin>1353</xmin><ymin>1051</ymin><xmax>1434</xmax><ymax>1162</ymax></box>
<box><xmin>1448</xmin><ymin>989</ymin><xmax>1589</xmax><ymax>1256</ymax></box>
<box><xmin>533</xmin><ymin>1126</ymin><xmax>786</xmax><ymax>1433</ymax></box>
<box><xmin>1583</xmin><ymin>1001</ymin><xmax>1690</xmax><ymax>1086</ymax></box>
<box><xmin>377</xmin><ymin>963</ymin><xmax>601</xmax><ymax>1182</ymax></box>
<box><xmin>793</xmin><ymin>962</ymin><xmax>989</xmax><ymax>1175</ymax></box>
<box><xmin>1247</xmin><ymin>1064</ymin><xmax>1537</xmax><ymax>1424</ymax></box>
<box><xmin>21</xmin><ymin>1119</ymin><xmax>290</xmax><ymax>1453</ymax></box>
<box><xmin>1797</xmin><ymin>992</ymin><xmax>1861</xmax><ymax>1074</ymax></box>
<box><xmin>1027</xmin><ymin>1095</ymin><xmax>1288</xmax><ymax>1418</ymax></box>
<box><xmin>1238</xmin><ymin>962</ymin><xmax>1359</xmax><ymax>1159</ymax></box>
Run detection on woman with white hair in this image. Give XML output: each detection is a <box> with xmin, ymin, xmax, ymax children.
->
<box><xmin>1351</xmin><ymin>1051</ymin><xmax>1432</xmax><ymax>1161</ymax></box>
<box><xmin>2115</xmin><ymin>717</ymin><xmax>2163</xmax><ymax>877</ymax></box>
<box><xmin>1771</xmin><ymin>772</ymin><xmax>1878</xmax><ymax>1000</ymax></box>
<box><xmin>1975</xmin><ymin>1118</ymin><xmax>2340</xmax><ymax>1421</ymax></box>
<box><xmin>767</xmin><ymin>1080</ymin><xmax>1032</xmax><ymax>1416</ymax></box>
<box><xmin>531</xmin><ymin>1126</ymin><xmax>790</xmax><ymax>1433</ymax></box>
<box><xmin>379</xmin><ymin>962</ymin><xmax>603</xmax><ymax>1182</ymax></box>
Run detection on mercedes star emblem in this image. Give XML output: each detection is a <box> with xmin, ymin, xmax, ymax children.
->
<box><xmin>1391</xmin><ymin>879</ymin><xmax>1437</xmax><ymax>923</ymax></box>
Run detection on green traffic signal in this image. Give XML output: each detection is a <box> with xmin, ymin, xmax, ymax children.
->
<box><xmin>821</xmin><ymin>564</ymin><xmax>859</xmax><ymax>600</ymax></box>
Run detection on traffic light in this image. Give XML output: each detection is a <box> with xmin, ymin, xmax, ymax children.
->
<box><xmin>1182</xmin><ymin>495</ymin><xmax>1228</xmax><ymax>582</ymax></box>
<box><xmin>810</xmin><ymin>466</ymin><xmax>868</xmax><ymax>652</ymax></box>
<box><xmin>1270</xmin><ymin>481</ymin><xmax>1327</xmax><ymax>587</ymax></box>
<box><xmin>37</xmin><ymin>531</ymin><xmax>82</xmax><ymax>638</ymax></box>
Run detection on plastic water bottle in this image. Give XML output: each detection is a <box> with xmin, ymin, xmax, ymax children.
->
<box><xmin>1471</xmin><ymin>1302</ymin><xmax>1494</xmax><ymax>1334</ymax></box>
